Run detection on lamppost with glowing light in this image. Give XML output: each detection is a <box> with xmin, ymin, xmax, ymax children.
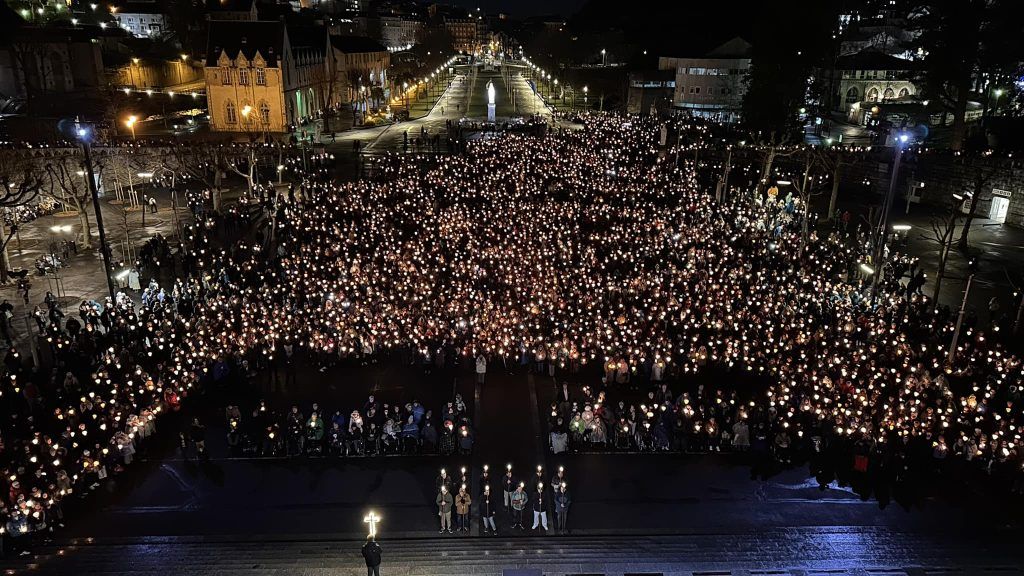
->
<box><xmin>991</xmin><ymin>87</ymin><xmax>1004</xmax><ymax>117</ymax></box>
<box><xmin>72</xmin><ymin>120</ymin><xmax>117</xmax><ymax>302</ymax></box>
<box><xmin>869</xmin><ymin>131</ymin><xmax>909</xmax><ymax>305</ymax></box>
<box><xmin>125</xmin><ymin>115</ymin><xmax>137</xmax><ymax>140</ymax></box>
<box><xmin>601</xmin><ymin>48</ymin><xmax>606</xmax><ymax>66</ymax></box>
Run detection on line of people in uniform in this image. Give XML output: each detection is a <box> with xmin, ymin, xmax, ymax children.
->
<box><xmin>435</xmin><ymin>464</ymin><xmax>571</xmax><ymax>535</ymax></box>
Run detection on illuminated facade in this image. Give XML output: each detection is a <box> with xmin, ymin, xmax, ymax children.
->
<box><xmin>204</xmin><ymin>20</ymin><xmax>330</xmax><ymax>134</ymax></box>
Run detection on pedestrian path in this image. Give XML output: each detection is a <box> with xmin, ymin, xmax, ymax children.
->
<box><xmin>4</xmin><ymin>528</ymin><xmax>1022</xmax><ymax>576</ymax></box>
<box><xmin>473</xmin><ymin>368</ymin><xmax>542</xmax><ymax>475</ymax></box>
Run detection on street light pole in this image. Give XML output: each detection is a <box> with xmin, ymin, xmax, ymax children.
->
<box><xmin>81</xmin><ymin>141</ymin><xmax>117</xmax><ymax>301</ymax></box>
<box><xmin>948</xmin><ymin>273</ymin><xmax>974</xmax><ymax>364</ymax></box>
<box><xmin>870</xmin><ymin>134</ymin><xmax>906</xmax><ymax>305</ymax></box>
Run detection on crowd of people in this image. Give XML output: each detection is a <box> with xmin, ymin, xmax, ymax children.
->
<box><xmin>2</xmin><ymin>112</ymin><xmax>1023</xmax><ymax>552</ymax></box>
<box><xmin>215</xmin><ymin>394</ymin><xmax>474</xmax><ymax>458</ymax></box>
<box><xmin>2</xmin><ymin>199</ymin><xmax>58</xmax><ymax>227</ymax></box>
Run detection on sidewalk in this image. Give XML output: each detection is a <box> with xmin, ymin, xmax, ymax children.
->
<box><xmin>900</xmin><ymin>204</ymin><xmax>1024</xmax><ymax>319</ymax></box>
<box><xmin>1</xmin><ymin>185</ymin><xmax>194</xmax><ymax>356</ymax></box>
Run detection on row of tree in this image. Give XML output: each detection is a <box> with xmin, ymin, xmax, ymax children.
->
<box><xmin>0</xmin><ymin>141</ymin><xmax>279</xmax><ymax>284</ymax></box>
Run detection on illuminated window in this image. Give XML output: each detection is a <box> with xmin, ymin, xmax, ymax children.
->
<box><xmin>226</xmin><ymin>100</ymin><xmax>237</xmax><ymax>123</ymax></box>
<box><xmin>256</xmin><ymin>67</ymin><xmax>266</xmax><ymax>85</ymax></box>
<box><xmin>222</xmin><ymin>67</ymin><xmax>231</xmax><ymax>85</ymax></box>
<box><xmin>259</xmin><ymin>101</ymin><xmax>271</xmax><ymax>124</ymax></box>
<box><xmin>239</xmin><ymin>68</ymin><xmax>249</xmax><ymax>85</ymax></box>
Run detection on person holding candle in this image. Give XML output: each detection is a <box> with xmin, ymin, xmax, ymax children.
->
<box><xmin>455</xmin><ymin>484</ymin><xmax>472</xmax><ymax>533</ymax></box>
<box><xmin>530</xmin><ymin>483</ymin><xmax>549</xmax><ymax>533</ymax></box>
<box><xmin>480</xmin><ymin>484</ymin><xmax>498</xmax><ymax>534</ymax></box>
<box><xmin>436</xmin><ymin>485</ymin><xmax>453</xmax><ymax>534</ymax></box>
<box><xmin>509</xmin><ymin>483</ymin><xmax>527</xmax><ymax>529</ymax></box>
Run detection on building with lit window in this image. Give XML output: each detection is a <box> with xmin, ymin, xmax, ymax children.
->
<box><xmin>330</xmin><ymin>35</ymin><xmax>389</xmax><ymax>115</ymax></box>
<box><xmin>831</xmin><ymin>51</ymin><xmax>918</xmax><ymax>123</ymax></box>
<box><xmin>112</xmin><ymin>2</ymin><xmax>168</xmax><ymax>38</ymax></box>
<box><xmin>204</xmin><ymin>20</ymin><xmax>330</xmax><ymax>134</ymax></box>
<box><xmin>659</xmin><ymin>37</ymin><xmax>751</xmax><ymax>123</ymax></box>
<box><xmin>444</xmin><ymin>17</ymin><xmax>482</xmax><ymax>54</ymax></box>
<box><xmin>380</xmin><ymin>16</ymin><xmax>422</xmax><ymax>50</ymax></box>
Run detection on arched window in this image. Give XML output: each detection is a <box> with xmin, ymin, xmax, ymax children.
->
<box><xmin>845</xmin><ymin>86</ymin><xmax>859</xmax><ymax>103</ymax></box>
<box><xmin>259</xmin><ymin>101</ymin><xmax>271</xmax><ymax>124</ymax></box>
<box><xmin>898</xmin><ymin>87</ymin><xmax>909</xmax><ymax>98</ymax></box>
<box><xmin>866</xmin><ymin>87</ymin><xmax>879</xmax><ymax>102</ymax></box>
<box><xmin>225</xmin><ymin>100</ymin><xmax>237</xmax><ymax>124</ymax></box>
<box><xmin>883</xmin><ymin>87</ymin><xmax>895</xmax><ymax>100</ymax></box>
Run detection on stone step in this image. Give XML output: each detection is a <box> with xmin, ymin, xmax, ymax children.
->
<box><xmin>5</xmin><ymin>531</ymin><xmax>1021</xmax><ymax>576</ymax></box>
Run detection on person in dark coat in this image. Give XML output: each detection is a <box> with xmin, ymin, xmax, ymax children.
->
<box><xmin>554</xmin><ymin>483</ymin><xmax>571</xmax><ymax>533</ymax></box>
<box><xmin>361</xmin><ymin>535</ymin><xmax>382</xmax><ymax>576</ymax></box>
<box><xmin>480</xmin><ymin>484</ymin><xmax>497</xmax><ymax>534</ymax></box>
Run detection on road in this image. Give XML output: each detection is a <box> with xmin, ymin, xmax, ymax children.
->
<box><xmin>327</xmin><ymin>62</ymin><xmax>554</xmax><ymax>157</ymax></box>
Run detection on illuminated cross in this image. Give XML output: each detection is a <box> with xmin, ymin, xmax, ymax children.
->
<box><xmin>363</xmin><ymin>511</ymin><xmax>381</xmax><ymax>538</ymax></box>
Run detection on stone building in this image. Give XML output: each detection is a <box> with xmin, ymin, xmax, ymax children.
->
<box><xmin>330</xmin><ymin>35</ymin><xmax>389</xmax><ymax>114</ymax></box>
<box><xmin>830</xmin><ymin>51</ymin><xmax>918</xmax><ymax>124</ymax></box>
<box><xmin>204</xmin><ymin>20</ymin><xmax>330</xmax><ymax>135</ymax></box>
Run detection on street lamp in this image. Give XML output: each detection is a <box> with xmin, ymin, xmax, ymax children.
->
<box><xmin>125</xmin><ymin>115</ymin><xmax>137</xmax><ymax>140</ymax></box>
<box><xmin>992</xmin><ymin>88</ymin><xmax>1004</xmax><ymax>116</ymax></box>
<box><xmin>869</xmin><ymin>131</ymin><xmax>910</xmax><ymax>304</ymax></box>
<box><xmin>72</xmin><ymin>120</ymin><xmax>117</xmax><ymax>302</ymax></box>
<box><xmin>137</xmin><ymin>171</ymin><xmax>155</xmax><ymax>227</ymax></box>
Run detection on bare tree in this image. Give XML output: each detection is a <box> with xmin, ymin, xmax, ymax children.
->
<box><xmin>223</xmin><ymin>143</ymin><xmax>259</xmax><ymax>197</ymax></box>
<box><xmin>787</xmin><ymin>148</ymin><xmax>828</xmax><ymax>253</ymax></box>
<box><xmin>754</xmin><ymin>143</ymin><xmax>798</xmax><ymax>198</ymax></box>
<box><xmin>170</xmin><ymin>142</ymin><xmax>227</xmax><ymax>210</ymax></box>
<box><xmin>956</xmin><ymin>155</ymin><xmax>1009</xmax><ymax>252</ymax></box>
<box><xmin>921</xmin><ymin>197</ymin><xmax>963</xmax><ymax>312</ymax></box>
<box><xmin>0</xmin><ymin>153</ymin><xmax>46</xmax><ymax>283</ymax></box>
<box><xmin>45</xmin><ymin>155</ymin><xmax>94</xmax><ymax>249</ymax></box>
<box><xmin>818</xmin><ymin>147</ymin><xmax>865</xmax><ymax>221</ymax></box>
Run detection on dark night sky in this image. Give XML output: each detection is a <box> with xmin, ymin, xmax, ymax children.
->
<box><xmin>452</xmin><ymin>0</ymin><xmax>590</xmax><ymax>17</ymax></box>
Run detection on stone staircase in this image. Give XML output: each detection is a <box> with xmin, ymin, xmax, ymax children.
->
<box><xmin>3</xmin><ymin>528</ymin><xmax>1022</xmax><ymax>576</ymax></box>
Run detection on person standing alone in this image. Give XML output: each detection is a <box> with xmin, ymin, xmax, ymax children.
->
<box><xmin>361</xmin><ymin>535</ymin><xmax>382</xmax><ymax>576</ymax></box>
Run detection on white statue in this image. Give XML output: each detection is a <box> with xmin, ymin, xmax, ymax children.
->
<box><xmin>487</xmin><ymin>81</ymin><xmax>495</xmax><ymax>106</ymax></box>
